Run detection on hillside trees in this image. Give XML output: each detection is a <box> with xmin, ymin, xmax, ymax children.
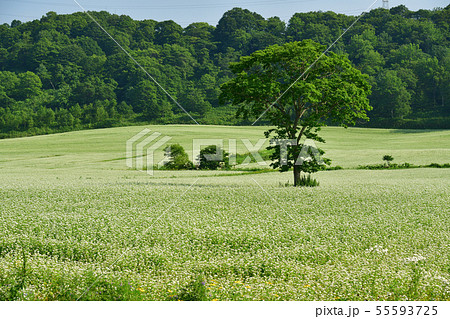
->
<box><xmin>0</xmin><ymin>5</ymin><xmax>448</xmax><ymax>138</ymax></box>
<box><xmin>371</xmin><ymin>70</ymin><xmax>411</xmax><ymax>118</ymax></box>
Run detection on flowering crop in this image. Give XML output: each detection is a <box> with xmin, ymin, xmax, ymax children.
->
<box><xmin>0</xmin><ymin>166</ymin><xmax>449</xmax><ymax>301</ymax></box>
<box><xmin>0</xmin><ymin>126</ymin><xmax>449</xmax><ymax>300</ymax></box>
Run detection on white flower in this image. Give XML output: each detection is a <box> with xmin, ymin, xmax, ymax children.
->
<box><xmin>405</xmin><ymin>254</ymin><xmax>426</xmax><ymax>262</ymax></box>
<box><xmin>366</xmin><ymin>245</ymin><xmax>388</xmax><ymax>253</ymax></box>
<box><xmin>434</xmin><ymin>276</ymin><xmax>449</xmax><ymax>285</ymax></box>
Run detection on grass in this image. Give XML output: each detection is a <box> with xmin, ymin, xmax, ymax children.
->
<box><xmin>0</xmin><ymin>125</ymin><xmax>449</xmax><ymax>300</ymax></box>
<box><xmin>1</xmin><ymin>125</ymin><xmax>449</xmax><ymax>169</ymax></box>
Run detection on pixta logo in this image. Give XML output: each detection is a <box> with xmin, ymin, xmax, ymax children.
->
<box><xmin>126</xmin><ymin>130</ymin><xmax>324</xmax><ymax>175</ymax></box>
<box><xmin>126</xmin><ymin>129</ymin><xmax>172</xmax><ymax>175</ymax></box>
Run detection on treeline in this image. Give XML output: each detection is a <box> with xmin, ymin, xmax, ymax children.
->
<box><xmin>0</xmin><ymin>5</ymin><xmax>449</xmax><ymax>138</ymax></box>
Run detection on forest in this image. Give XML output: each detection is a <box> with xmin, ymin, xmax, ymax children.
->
<box><xmin>0</xmin><ymin>5</ymin><xmax>449</xmax><ymax>138</ymax></box>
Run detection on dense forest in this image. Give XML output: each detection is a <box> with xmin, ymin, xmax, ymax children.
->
<box><xmin>0</xmin><ymin>5</ymin><xmax>449</xmax><ymax>138</ymax></box>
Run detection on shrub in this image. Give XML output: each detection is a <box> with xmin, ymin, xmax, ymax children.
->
<box><xmin>358</xmin><ymin>163</ymin><xmax>418</xmax><ymax>170</ymax></box>
<box><xmin>358</xmin><ymin>164</ymin><xmax>385</xmax><ymax>170</ymax></box>
<box><xmin>197</xmin><ymin>145</ymin><xmax>230</xmax><ymax>170</ymax></box>
<box><xmin>163</xmin><ymin>144</ymin><xmax>193</xmax><ymax>170</ymax></box>
<box><xmin>326</xmin><ymin>166</ymin><xmax>343</xmax><ymax>171</ymax></box>
<box><xmin>426</xmin><ymin>163</ymin><xmax>450</xmax><ymax>168</ymax></box>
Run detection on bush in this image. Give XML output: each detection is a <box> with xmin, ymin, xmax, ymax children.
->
<box><xmin>325</xmin><ymin>166</ymin><xmax>343</xmax><ymax>171</ymax></box>
<box><xmin>426</xmin><ymin>163</ymin><xmax>450</xmax><ymax>168</ymax></box>
<box><xmin>358</xmin><ymin>164</ymin><xmax>385</xmax><ymax>170</ymax></box>
<box><xmin>360</xmin><ymin>117</ymin><xmax>450</xmax><ymax>130</ymax></box>
<box><xmin>357</xmin><ymin>163</ymin><xmax>419</xmax><ymax>170</ymax></box>
<box><xmin>163</xmin><ymin>144</ymin><xmax>193</xmax><ymax>170</ymax></box>
<box><xmin>197</xmin><ymin>145</ymin><xmax>230</xmax><ymax>170</ymax></box>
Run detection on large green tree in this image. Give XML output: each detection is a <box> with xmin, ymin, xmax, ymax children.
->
<box><xmin>220</xmin><ymin>40</ymin><xmax>372</xmax><ymax>186</ymax></box>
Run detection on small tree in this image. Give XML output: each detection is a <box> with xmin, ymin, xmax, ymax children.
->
<box><xmin>164</xmin><ymin>144</ymin><xmax>193</xmax><ymax>170</ymax></box>
<box><xmin>198</xmin><ymin>145</ymin><xmax>230</xmax><ymax>170</ymax></box>
<box><xmin>383</xmin><ymin>154</ymin><xmax>394</xmax><ymax>167</ymax></box>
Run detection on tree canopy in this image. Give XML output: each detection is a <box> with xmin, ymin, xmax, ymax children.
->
<box><xmin>0</xmin><ymin>6</ymin><xmax>449</xmax><ymax>138</ymax></box>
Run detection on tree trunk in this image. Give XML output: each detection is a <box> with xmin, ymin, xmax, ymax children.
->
<box><xmin>293</xmin><ymin>165</ymin><xmax>301</xmax><ymax>187</ymax></box>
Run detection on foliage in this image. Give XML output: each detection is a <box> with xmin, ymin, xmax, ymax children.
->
<box><xmin>197</xmin><ymin>145</ymin><xmax>230</xmax><ymax>170</ymax></box>
<box><xmin>357</xmin><ymin>162</ymin><xmax>450</xmax><ymax>170</ymax></box>
<box><xmin>296</xmin><ymin>174</ymin><xmax>320</xmax><ymax>187</ymax></box>
<box><xmin>163</xmin><ymin>143</ymin><xmax>193</xmax><ymax>170</ymax></box>
<box><xmin>425</xmin><ymin>163</ymin><xmax>450</xmax><ymax>168</ymax></box>
<box><xmin>371</xmin><ymin>70</ymin><xmax>411</xmax><ymax>119</ymax></box>
<box><xmin>220</xmin><ymin>40</ymin><xmax>371</xmax><ymax>185</ymax></box>
<box><xmin>358</xmin><ymin>163</ymin><xmax>416</xmax><ymax>170</ymax></box>
<box><xmin>383</xmin><ymin>154</ymin><xmax>394</xmax><ymax>166</ymax></box>
<box><xmin>325</xmin><ymin>166</ymin><xmax>343</xmax><ymax>171</ymax></box>
<box><xmin>0</xmin><ymin>6</ymin><xmax>449</xmax><ymax>137</ymax></box>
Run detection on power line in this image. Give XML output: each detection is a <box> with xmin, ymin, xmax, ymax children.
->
<box><xmin>251</xmin><ymin>0</ymin><xmax>379</xmax><ymax>125</ymax></box>
<box><xmin>73</xmin><ymin>0</ymin><xmax>199</xmax><ymax>125</ymax></box>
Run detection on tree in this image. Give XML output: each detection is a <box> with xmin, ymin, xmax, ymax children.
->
<box><xmin>35</xmin><ymin>63</ymin><xmax>54</xmax><ymax>89</ymax></box>
<box><xmin>0</xmin><ymin>71</ymin><xmax>19</xmax><ymax>98</ymax></box>
<box><xmin>15</xmin><ymin>71</ymin><xmax>42</xmax><ymax>100</ymax></box>
<box><xmin>214</xmin><ymin>7</ymin><xmax>265</xmax><ymax>53</ymax></box>
<box><xmin>163</xmin><ymin>144</ymin><xmax>193</xmax><ymax>170</ymax></box>
<box><xmin>347</xmin><ymin>30</ymin><xmax>385</xmax><ymax>75</ymax></box>
<box><xmin>220</xmin><ymin>40</ymin><xmax>372</xmax><ymax>186</ymax></box>
<box><xmin>371</xmin><ymin>70</ymin><xmax>411</xmax><ymax>118</ymax></box>
<box><xmin>178</xmin><ymin>86</ymin><xmax>212</xmax><ymax>115</ymax></box>
<box><xmin>55</xmin><ymin>108</ymin><xmax>74</xmax><ymax>128</ymax></box>
<box><xmin>0</xmin><ymin>8</ymin><xmax>448</xmax><ymax>138</ymax></box>
<box><xmin>197</xmin><ymin>145</ymin><xmax>230</xmax><ymax>170</ymax></box>
<box><xmin>125</xmin><ymin>80</ymin><xmax>172</xmax><ymax>120</ymax></box>
<box><xmin>72</xmin><ymin>76</ymin><xmax>117</xmax><ymax>105</ymax></box>
<box><xmin>34</xmin><ymin>105</ymin><xmax>55</xmax><ymax>127</ymax></box>
<box><xmin>383</xmin><ymin>154</ymin><xmax>394</xmax><ymax>167</ymax></box>
<box><xmin>154</xmin><ymin>20</ymin><xmax>183</xmax><ymax>45</ymax></box>
<box><xmin>116</xmin><ymin>101</ymin><xmax>134</xmax><ymax>118</ymax></box>
<box><xmin>390</xmin><ymin>5</ymin><xmax>411</xmax><ymax>18</ymax></box>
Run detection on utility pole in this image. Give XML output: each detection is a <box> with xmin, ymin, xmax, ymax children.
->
<box><xmin>382</xmin><ymin>0</ymin><xmax>389</xmax><ymax>9</ymax></box>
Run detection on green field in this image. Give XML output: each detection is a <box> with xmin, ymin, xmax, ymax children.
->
<box><xmin>0</xmin><ymin>126</ymin><xmax>449</xmax><ymax>300</ymax></box>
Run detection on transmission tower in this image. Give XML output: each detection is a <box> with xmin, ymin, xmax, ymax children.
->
<box><xmin>382</xmin><ymin>0</ymin><xmax>389</xmax><ymax>9</ymax></box>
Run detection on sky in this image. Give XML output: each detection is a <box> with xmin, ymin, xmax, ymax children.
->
<box><xmin>0</xmin><ymin>0</ymin><xmax>447</xmax><ymax>27</ymax></box>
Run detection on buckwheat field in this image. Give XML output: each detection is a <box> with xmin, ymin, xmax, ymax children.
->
<box><xmin>0</xmin><ymin>126</ymin><xmax>449</xmax><ymax>300</ymax></box>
